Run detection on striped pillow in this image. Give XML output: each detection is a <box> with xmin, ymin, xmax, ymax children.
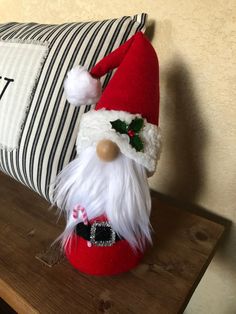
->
<box><xmin>0</xmin><ymin>14</ymin><xmax>147</xmax><ymax>202</ymax></box>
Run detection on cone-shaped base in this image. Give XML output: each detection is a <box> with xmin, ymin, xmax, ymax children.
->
<box><xmin>65</xmin><ymin>235</ymin><xmax>144</xmax><ymax>276</ymax></box>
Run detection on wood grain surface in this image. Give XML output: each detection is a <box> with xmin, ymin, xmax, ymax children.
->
<box><xmin>0</xmin><ymin>172</ymin><xmax>224</xmax><ymax>314</ymax></box>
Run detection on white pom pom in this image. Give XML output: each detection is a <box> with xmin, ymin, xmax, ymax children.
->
<box><xmin>64</xmin><ymin>66</ymin><xmax>102</xmax><ymax>106</ymax></box>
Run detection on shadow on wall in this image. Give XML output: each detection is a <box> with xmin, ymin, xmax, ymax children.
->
<box><xmin>145</xmin><ymin>19</ymin><xmax>155</xmax><ymax>42</ymax></box>
<box><xmin>147</xmin><ymin>20</ymin><xmax>234</xmax><ymax>268</ymax></box>
<box><xmin>162</xmin><ymin>57</ymin><xmax>208</xmax><ymax>204</ymax></box>
<box><xmin>146</xmin><ymin>19</ymin><xmax>208</xmax><ymax>204</ymax></box>
<box><xmin>147</xmin><ymin>22</ymin><xmax>235</xmax><ymax>313</ymax></box>
<box><xmin>157</xmin><ymin>56</ymin><xmax>235</xmax><ymax>274</ymax></box>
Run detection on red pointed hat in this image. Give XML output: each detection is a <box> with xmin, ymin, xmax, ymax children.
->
<box><xmin>91</xmin><ymin>32</ymin><xmax>159</xmax><ymax>125</ymax></box>
<box><xmin>64</xmin><ymin>31</ymin><xmax>161</xmax><ymax>174</ymax></box>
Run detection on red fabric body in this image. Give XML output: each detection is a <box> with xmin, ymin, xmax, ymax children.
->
<box><xmin>65</xmin><ymin>235</ymin><xmax>144</xmax><ymax>276</ymax></box>
<box><xmin>65</xmin><ymin>215</ymin><xmax>145</xmax><ymax>276</ymax></box>
<box><xmin>90</xmin><ymin>32</ymin><xmax>160</xmax><ymax>125</ymax></box>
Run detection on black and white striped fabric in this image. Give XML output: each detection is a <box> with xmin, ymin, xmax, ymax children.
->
<box><xmin>0</xmin><ymin>14</ymin><xmax>147</xmax><ymax>202</ymax></box>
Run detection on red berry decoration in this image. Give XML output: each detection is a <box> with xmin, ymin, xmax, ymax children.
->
<box><xmin>128</xmin><ymin>130</ymin><xmax>135</xmax><ymax>137</ymax></box>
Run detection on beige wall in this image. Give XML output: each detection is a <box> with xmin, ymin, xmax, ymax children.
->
<box><xmin>1</xmin><ymin>0</ymin><xmax>235</xmax><ymax>313</ymax></box>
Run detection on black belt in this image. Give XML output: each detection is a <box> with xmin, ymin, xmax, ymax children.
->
<box><xmin>75</xmin><ymin>221</ymin><xmax>122</xmax><ymax>247</ymax></box>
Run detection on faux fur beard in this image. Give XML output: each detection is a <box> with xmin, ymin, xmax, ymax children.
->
<box><xmin>52</xmin><ymin>146</ymin><xmax>152</xmax><ymax>251</ymax></box>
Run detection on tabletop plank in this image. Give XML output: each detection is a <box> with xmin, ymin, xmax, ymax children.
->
<box><xmin>0</xmin><ymin>172</ymin><xmax>224</xmax><ymax>314</ymax></box>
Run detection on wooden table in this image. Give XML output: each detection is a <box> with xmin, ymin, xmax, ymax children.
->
<box><xmin>0</xmin><ymin>172</ymin><xmax>224</xmax><ymax>314</ymax></box>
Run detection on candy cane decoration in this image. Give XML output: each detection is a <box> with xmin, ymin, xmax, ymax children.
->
<box><xmin>72</xmin><ymin>205</ymin><xmax>79</xmax><ymax>219</ymax></box>
<box><xmin>72</xmin><ymin>204</ymin><xmax>89</xmax><ymax>225</ymax></box>
<box><xmin>72</xmin><ymin>204</ymin><xmax>91</xmax><ymax>247</ymax></box>
<box><xmin>79</xmin><ymin>206</ymin><xmax>89</xmax><ymax>225</ymax></box>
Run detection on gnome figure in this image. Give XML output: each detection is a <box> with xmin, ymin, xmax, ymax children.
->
<box><xmin>53</xmin><ymin>32</ymin><xmax>161</xmax><ymax>276</ymax></box>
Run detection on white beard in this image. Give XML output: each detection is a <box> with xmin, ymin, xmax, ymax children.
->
<box><xmin>52</xmin><ymin>146</ymin><xmax>152</xmax><ymax>250</ymax></box>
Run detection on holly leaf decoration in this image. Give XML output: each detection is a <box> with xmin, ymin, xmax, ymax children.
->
<box><xmin>110</xmin><ymin>117</ymin><xmax>144</xmax><ymax>152</ymax></box>
<box><xmin>128</xmin><ymin>118</ymin><xmax>144</xmax><ymax>132</ymax></box>
<box><xmin>110</xmin><ymin>119</ymin><xmax>128</xmax><ymax>134</ymax></box>
<box><xmin>129</xmin><ymin>135</ymin><xmax>144</xmax><ymax>152</ymax></box>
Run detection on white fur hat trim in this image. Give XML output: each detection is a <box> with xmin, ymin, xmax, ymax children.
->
<box><xmin>76</xmin><ymin>109</ymin><xmax>161</xmax><ymax>173</ymax></box>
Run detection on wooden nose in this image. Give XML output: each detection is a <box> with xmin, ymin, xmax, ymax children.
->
<box><xmin>96</xmin><ymin>139</ymin><xmax>120</xmax><ymax>162</ymax></box>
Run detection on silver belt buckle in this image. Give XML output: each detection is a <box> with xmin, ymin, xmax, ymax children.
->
<box><xmin>90</xmin><ymin>221</ymin><xmax>116</xmax><ymax>247</ymax></box>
